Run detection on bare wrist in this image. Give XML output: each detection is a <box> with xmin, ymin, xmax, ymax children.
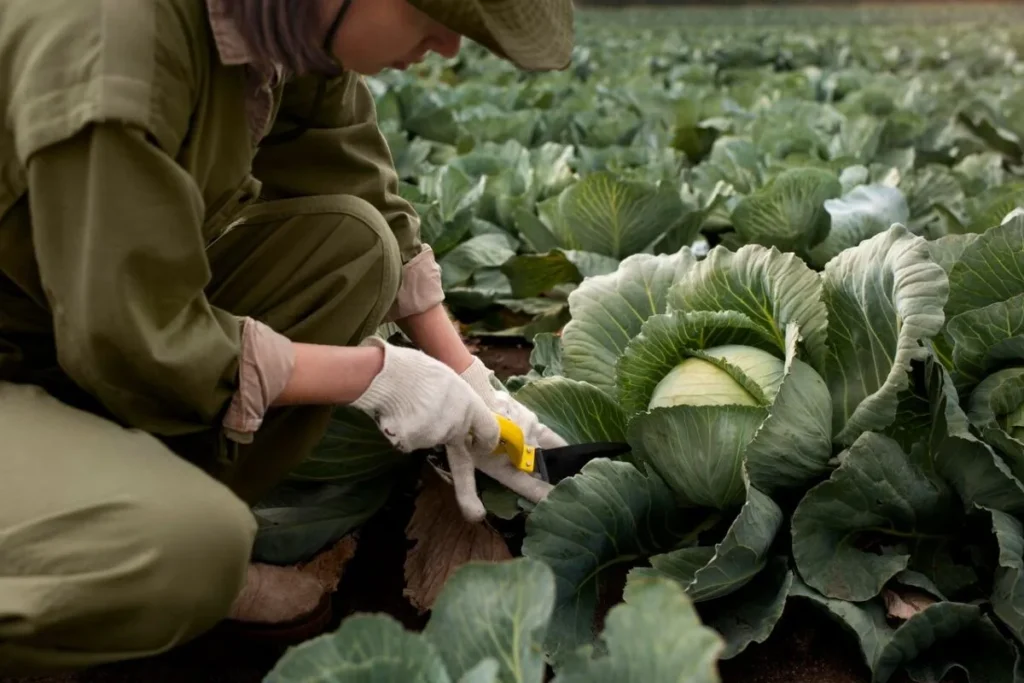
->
<box><xmin>273</xmin><ymin>342</ymin><xmax>386</xmax><ymax>407</ymax></box>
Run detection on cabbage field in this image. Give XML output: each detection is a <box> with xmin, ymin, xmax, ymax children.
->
<box><xmin>254</xmin><ymin>5</ymin><xmax>1024</xmax><ymax>683</ymax></box>
<box><xmin>29</xmin><ymin>5</ymin><xmax>1024</xmax><ymax>683</ymax></box>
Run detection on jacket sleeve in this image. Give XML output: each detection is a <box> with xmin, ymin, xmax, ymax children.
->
<box><xmin>251</xmin><ymin>72</ymin><xmax>444</xmax><ymax>321</ymax></box>
<box><xmin>25</xmin><ymin>121</ymin><xmax>294</xmax><ymax>440</ymax></box>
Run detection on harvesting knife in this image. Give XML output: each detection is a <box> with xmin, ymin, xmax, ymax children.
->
<box><xmin>492</xmin><ymin>414</ymin><xmax>631</xmax><ymax>484</ymax></box>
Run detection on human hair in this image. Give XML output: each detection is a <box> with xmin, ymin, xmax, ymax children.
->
<box><xmin>219</xmin><ymin>0</ymin><xmax>342</xmax><ymax>76</ymax></box>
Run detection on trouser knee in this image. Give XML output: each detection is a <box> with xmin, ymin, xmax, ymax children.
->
<box><xmin>0</xmin><ymin>475</ymin><xmax>256</xmax><ymax>674</ymax></box>
<box><xmin>291</xmin><ymin>195</ymin><xmax>403</xmax><ymax>347</ymax></box>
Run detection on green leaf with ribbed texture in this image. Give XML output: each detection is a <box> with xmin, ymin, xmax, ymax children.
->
<box><xmin>821</xmin><ymin>225</ymin><xmax>949</xmax><ymax>446</ymax></box>
<box><xmin>900</xmin><ymin>614</ymin><xmax>1021</xmax><ymax>683</ymax></box>
<box><xmin>967</xmin><ymin>368</ymin><xmax>1024</xmax><ymax>482</ymax></box>
<box><xmin>439</xmin><ymin>234</ymin><xmax>518</xmax><ymax>289</ymax></box>
<box><xmin>290</xmin><ymin>407</ymin><xmax>405</xmax><ymax>484</ymax></box>
<box><xmin>424</xmin><ymin>559</ymin><xmax>554</xmax><ymax>683</ymax></box>
<box><xmin>902</xmin><ymin>165</ymin><xmax>964</xmax><ymax>223</ymax></box>
<box><xmin>561</xmin><ymin>248</ymin><xmax>700</xmax><ymax>398</ymax></box>
<box><xmin>926</xmin><ymin>233</ymin><xmax>980</xmax><ymax>275</ymax></box>
<box><xmin>264</xmin><ymin>614</ymin><xmax>454</xmax><ymax>683</ymax></box>
<box><xmin>615</xmin><ymin>311</ymin><xmax>782</xmax><ymax>415</ymax></box>
<box><xmin>550</xmin><ymin>576</ymin><xmax>724</xmax><ymax>683</ymax></box>
<box><xmin>645</xmin><ymin>484</ymin><xmax>783</xmax><ymax>602</ymax></box>
<box><xmin>535</xmin><ymin>172</ymin><xmax>687</xmax><ymax>259</ymax></box>
<box><xmin>435</xmin><ymin>166</ymin><xmax>487</xmax><ymax>217</ymax></box>
<box><xmin>564</xmin><ymin>250</ymin><xmax>624</xmax><ymax>278</ymax></box>
<box><xmin>252</xmin><ymin>478</ymin><xmax>393</xmax><ymax>565</ymax></box>
<box><xmin>925</xmin><ymin>359</ymin><xmax>1024</xmax><ymax>515</ymax></box>
<box><xmin>627</xmin><ymin>404</ymin><xmax>765</xmax><ymax>509</ymax></box>
<box><xmin>513</xmin><ymin>376</ymin><xmax>629</xmax><ymax>446</ymax></box>
<box><xmin>632</xmin><ymin>557</ymin><xmax>794</xmax><ymax>659</ymax></box>
<box><xmin>743</xmin><ymin>323</ymin><xmax>834</xmax><ymax>495</ymax></box>
<box><xmin>697</xmin><ymin>557</ymin><xmax>793</xmax><ymax>659</ymax></box>
<box><xmin>501</xmin><ymin>250</ymin><xmax>581</xmax><ymax>299</ymax></box>
<box><xmin>788</xmin><ymin>577</ymin><xmax>890</xmax><ymax>675</ymax></box>
<box><xmin>515</xmin><ymin>208</ymin><xmax>563</xmax><ymax>254</ymax></box>
<box><xmin>500</xmin><ymin>250</ymin><xmax>619</xmax><ymax>299</ymax></box>
<box><xmin>806</xmin><ymin>184</ymin><xmax>910</xmax><ymax>269</ymax></box>
<box><xmin>791</xmin><ymin>431</ymin><xmax>959</xmax><ymax>602</ymax></box>
<box><xmin>788</xmin><ymin>578</ymin><xmax>1019</xmax><ymax>683</ymax></box>
<box><xmin>521</xmin><ymin>460</ymin><xmax>698</xmax><ymax>662</ymax></box>
<box><xmin>945</xmin><ymin>215</ymin><xmax>1024</xmax><ymax>319</ymax></box>
<box><xmin>730</xmin><ymin>167</ymin><xmax>842</xmax><ymax>253</ymax></box>
<box><xmin>991</xmin><ymin>509</ymin><xmax>1024</xmax><ymax>645</ymax></box>
<box><xmin>697</xmin><ymin>136</ymin><xmax>766</xmax><ymax>195</ymax></box>
<box><xmin>457</xmin><ymin>662</ymin><xmax>501</xmax><ymax>683</ymax></box>
<box><xmin>946</xmin><ymin>296</ymin><xmax>1024</xmax><ymax>391</ymax></box>
<box><xmin>667</xmin><ymin>243</ymin><xmax>830</xmax><ymax>377</ymax></box>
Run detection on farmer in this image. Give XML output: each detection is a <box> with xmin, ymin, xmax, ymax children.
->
<box><xmin>0</xmin><ymin>0</ymin><xmax>573</xmax><ymax>674</ymax></box>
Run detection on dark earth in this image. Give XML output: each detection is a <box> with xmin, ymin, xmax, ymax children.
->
<box><xmin>2</xmin><ymin>340</ymin><xmax>950</xmax><ymax>683</ymax></box>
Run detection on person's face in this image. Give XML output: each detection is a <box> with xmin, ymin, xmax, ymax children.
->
<box><xmin>319</xmin><ymin>0</ymin><xmax>463</xmax><ymax>75</ymax></box>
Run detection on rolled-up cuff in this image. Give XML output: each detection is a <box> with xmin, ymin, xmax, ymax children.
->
<box><xmin>385</xmin><ymin>245</ymin><xmax>445</xmax><ymax>322</ymax></box>
<box><xmin>223</xmin><ymin>317</ymin><xmax>296</xmax><ymax>444</ymax></box>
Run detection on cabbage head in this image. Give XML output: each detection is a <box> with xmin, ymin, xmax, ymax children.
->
<box><xmin>516</xmin><ymin>224</ymin><xmax>949</xmax><ymax>662</ymax></box>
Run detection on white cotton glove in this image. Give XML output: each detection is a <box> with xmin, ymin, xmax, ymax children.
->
<box><xmin>460</xmin><ymin>357</ymin><xmax>569</xmax><ymax>450</ymax></box>
<box><xmin>351</xmin><ymin>338</ymin><xmax>500</xmax><ymax>457</ymax></box>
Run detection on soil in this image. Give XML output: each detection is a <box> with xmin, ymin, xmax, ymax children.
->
<box><xmin>0</xmin><ymin>342</ymin><xmax>938</xmax><ymax>683</ymax></box>
<box><xmin>467</xmin><ymin>338</ymin><xmax>533</xmax><ymax>381</ymax></box>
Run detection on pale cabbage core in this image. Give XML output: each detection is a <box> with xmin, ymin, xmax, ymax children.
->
<box><xmin>648</xmin><ymin>345</ymin><xmax>785</xmax><ymax>410</ymax></box>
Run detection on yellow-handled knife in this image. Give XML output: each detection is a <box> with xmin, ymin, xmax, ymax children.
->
<box><xmin>491</xmin><ymin>413</ymin><xmax>631</xmax><ymax>484</ymax></box>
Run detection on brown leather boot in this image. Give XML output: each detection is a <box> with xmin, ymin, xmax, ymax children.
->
<box><xmin>218</xmin><ymin>536</ymin><xmax>356</xmax><ymax>644</ymax></box>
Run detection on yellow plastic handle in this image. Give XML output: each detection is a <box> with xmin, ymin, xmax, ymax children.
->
<box><xmin>493</xmin><ymin>414</ymin><xmax>536</xmax><ymax>473</ymax></box>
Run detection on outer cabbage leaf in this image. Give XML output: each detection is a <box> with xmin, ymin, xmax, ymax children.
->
<box><xmin>551</xmin><ymin>576</ymin><xmax>725</xmax><ymax>683</ymax></box>
<box><xmin>424</xmin><ymin>560</ymin><xmax>554</xmax><ymax>683</ymax></box>
<box><xmin>822</xmin><ymin>225</ymin><xmax>948</xmax><ymax>446</ymax></box>
<box><xmin>667</xmin><ymin>243</ymin><xmax>830</xmax><ymax>375</ymax></box>
<box><xmin>263</xmin><ymin>614</ymin><xmax>455</xmax><ymax>683</ymax></box>
<box><xmin>289</xmin><ymin>407</ymin><xmax>406</xmax><ymax>484</ymax></box>
<box><xmin>806</xmin><ymin>184</ymin><xmax>910</xmax><ymax>269</ymax></box>
<box><xmin>500</xmin><ymin>249</ymin><xmax>620</xmax><ymax>299</ymax></box>
<box><xmin>561</xmin><ymin>248</ymin><xmax>700</xmax><ymax>397</ymax></box>
<box><xmin>944</xmin><ymin>214</ymin><xmax>1024</xmax><ymax>330</ymax></box>
<box><xmin>791</xmin><ymin>431</ymin><xmax>962</xmax><ymax>602</ymax></box>
<box><xmin>520</xmin><ymin>460</ymin><xmax>699</xmax><ymax>661</ymax></box>
<box><xmin>252</xmin><ymin>478</ymin><xmax>393</xmax><ymax>565</ymax></box>
<box><xmin>514</xmin><ymin>376</ymin><xmax>629</xmax><ymax>446</ymax></box>
<box><xmin>926</xmin><ymin>359</ymin><xmax>1024</xmax><ymax>516</ymax></box>
<box><xmin>533</xmin><ymin>172</ymin><xmax>688</xmax><ymax>259</ymax></box>
<box><xmin>789</xmin><ymin>578</ymin><xmax>1020</xmax><ymax>683</ymax></box>
<box><xmin>991</xmin><ymin>509</ymin><xmax>1024</xmax><ymax>645</ymax></box>
<box><xmin>730</xmin><ymin>167</ymin><xmax>842</xmax><ymax>253</ymax></box>
<box><xmin>967</xmin><ymin>368</ymin><xmax>1024</xmax><ymax>482</ymax></box>
<box><xmin>265</xmin><ymin>558</ymin><xmax>554</xmax><ymax>683</ymax></box>
<box><xmin>641</xmin><ymin>482</ymin><xmax>783</xmax><ymax>602</ymax></box>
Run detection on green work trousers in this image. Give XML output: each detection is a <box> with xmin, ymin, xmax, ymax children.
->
<box><xmin>0</xmin><ymin>195</ymin><xmax>402</xmax><ymax>676</ymax></box>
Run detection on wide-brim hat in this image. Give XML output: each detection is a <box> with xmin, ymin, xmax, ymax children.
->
<box><xmin>408</xmin><ymin>0</ymin><xmax>575</xmax><ymax>71</ymax></box>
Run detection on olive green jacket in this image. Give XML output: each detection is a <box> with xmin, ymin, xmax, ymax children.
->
<box><xmin>0</xmin><ymin>0</ymin><xmax>442</xmax><ymax>440</ymax></box>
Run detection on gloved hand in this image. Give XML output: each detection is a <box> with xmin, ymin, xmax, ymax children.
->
<box><xmin>460</xmin><ymin>356</ymin><xmax>569</xmax><ymax>450</ymax></box>
<box><xmin>351</xmin><ymin>338</ymin><xmax>500</xmax><ymax>456</ymax></box>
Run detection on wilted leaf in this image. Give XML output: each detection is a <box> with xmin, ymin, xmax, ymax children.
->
<box><xmin>883</xmin><ymin>588</ymin><xmax>938</xmax><ymax>621</ymax></box>
<box><xmin>405</xmin><ymin>466</ymin><xmax>513</xmax><ymax>613</ymax></box>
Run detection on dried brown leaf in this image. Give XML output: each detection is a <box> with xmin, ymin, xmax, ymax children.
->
<box><xmin>297</xmin><ymin>534</ymin><xmax>359</xmax><ymax>594</ymax></box>
<box><xmin>403</xmin><ymin>465</ymin><xmax>513</xmax><ymax>613</ymax></box>
<box><xmin>883</xmin><ymin>587</ymin><xmax>938</xmax><ymax>621</ymax></box>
